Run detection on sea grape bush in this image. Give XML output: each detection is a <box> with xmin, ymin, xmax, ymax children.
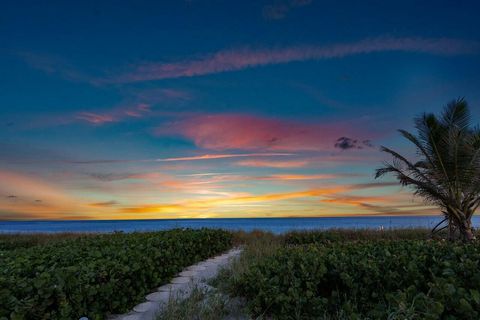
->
<box><xmin>0</xmin><ymin>233</ymin><xmax>88</xmax><ymax>251</ymax></box>
<box><xmin>283</xmin><ymin>228</ymin><xmax>433</xmax><ymax>245</ymax></box>
<box><xmin>234</xmin><ymin>240</ymin><xmax>480</xmax><ymax>319</ymax></box>
<box><xmin>0</xmin><ymin>228</ymin><xmax>232</xmax><ymax>320</ymax></box>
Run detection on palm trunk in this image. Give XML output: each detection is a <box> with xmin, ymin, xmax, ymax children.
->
<box><xmin>459</xmin><ymin>218</ymin><xmax>476</xmax><ymax>242</ymax></box>
<box><xmin>445</xmin><ymin>207</ymin><xmax>476</xmax><ymax>242</ymax></box>
<box><xmin>448</xmin><ymin>217</ymin><xmax>456</xmax><ymax>241</ymax></box>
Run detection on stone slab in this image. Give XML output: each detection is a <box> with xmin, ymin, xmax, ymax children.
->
<box><xmin>157</xmin><ymin>283</ymin><xmax>178</xmax><ymax>292</ymax></box>
<box><xmin>179</xmin><ymin>270</ymin><xmax>197</xmax><ymax>277</ymax></box>
<box><xmin>145</xmin><ymin>291</ymin><xmax>170</xmax><ymax>303</ymax></box>
<box><xmin>133</xmin><ymin>301</ymin><xmax>155</xmax><ymax>313</ymax></box>
<box><xmin>170</xmin><ymin>276</ymin><xmax>191</xmax><ymax>284</ymax></box>
<box><xmin>187</xmin><ymin>265</ymin><xmax>206</xmax><ymax>272</ymax></box>
<box><xmin>120</xmin><ymin>314</ymin><xmax>142</xmax><ymax>320</ymax></box>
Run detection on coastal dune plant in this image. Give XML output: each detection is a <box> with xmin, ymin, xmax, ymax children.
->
<box><xmin>235</xmin><ymin>240</ymin><xmax>480</xmax><ymax>319</ymax></box>
<box><xmin>375</xmin><ymin>98</ymin><xmax>480</xmax><ymax>241</ymax></box>
<box><xmin>0</xmin><ymin>229</ymin><xmax>232</xmax><ymax>319</ymax></box>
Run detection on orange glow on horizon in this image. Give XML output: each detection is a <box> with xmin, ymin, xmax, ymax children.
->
<box><xmin>0</xmin><ymin>167</ymin><xmax>440</xmax><ymax>221</ymax></box>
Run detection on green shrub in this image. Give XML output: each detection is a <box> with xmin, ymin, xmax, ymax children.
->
<box><xmin>234</xmin><ymin>240</ymin><xmax>480</xmax><ymax>319</ymax></box>
<box><xmin>283</xmin><ymin>228</ymin><xmax>431</xmax><ymax>245</ymax></box>
<box><xmin>0</xmin><ymin>233</ymin><xmax>88</xmax><ymax>251</ymax></box>
<box><xmin>0</xmin><ymin>228</ymin><xmax>232</xmax><ymax>320</ymax></box>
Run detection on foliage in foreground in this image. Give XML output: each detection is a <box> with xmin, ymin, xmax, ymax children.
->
<box><xmin>233</xmin><ymin>239</ymin><xmax>480</xmax><ymax>319</ymax></box>
<box><xmin>284</xmin><ymin>228</ymin><xmax>432</xmax><ymax>245</ymax></box>
<box><xmin>0</xmin><ymin>229</ymin><xmax>232</xmax><ymax>320</ymax></box>
<box><xmin>0</xmin><ymin>233</ymin><xmax>90</xmax><ymax>251</ymax></box>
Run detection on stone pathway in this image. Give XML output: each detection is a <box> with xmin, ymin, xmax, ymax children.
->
<box><xmin>109</xmin><ymin>248</ymin><xmax>243</xmax><ymax>320</ymax></box>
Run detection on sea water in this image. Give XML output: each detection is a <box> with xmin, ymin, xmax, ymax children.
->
<box><xmin>1</xmin><ymin>216</ymin><xmax>479</xmax><ymax>234</ymax></box>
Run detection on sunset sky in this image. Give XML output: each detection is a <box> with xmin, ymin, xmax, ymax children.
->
<box><xmin>1</xmin><ymin>1</ymin><xmax>480</xmax><ymax>220</ymax></box>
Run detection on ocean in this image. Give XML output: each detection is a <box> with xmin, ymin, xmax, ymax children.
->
<box><xmin>1</xmin><ymin>216</ymin><xmax>479</xmax><ymax>234</ymax></box>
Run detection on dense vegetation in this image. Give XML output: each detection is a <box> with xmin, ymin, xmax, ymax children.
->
<box><xmin>284</xmin><ymin>228</ymin><xmax>432</xmax><ymax>245</ymax></box>
<box><xmin>216</xmin><ymin>229</ymin><xmax>480</xmax><ymax>319</ymax></box>
<box><xmin>3</xmin><ymin>228</ymin><xmax>479</xmax><ymax>320</ymax></box>
<box><xmin>0</xmin><ymin>229</ymin><xmax>232</xmax><ymax>320</ymax></box>
<box><xmin>0</xmin><ymin>233</ymin><xmax>87</xmax><ymax>251</ymax></box>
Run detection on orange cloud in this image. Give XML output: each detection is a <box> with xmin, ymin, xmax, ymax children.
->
<box><xmin>120</xmin><ymin>187</ymin><xmax>346</xmax><ymax>216</ymax></box>
<box><xmin>2</xmin><ymin>171</ymin><xmax>436</xmax><ymax>219</ymax></box>
<box><xmin>89</xmin><ymin>200</ymin><xmax>119</xmax><ymax>207</ymax></box>
<box><xmin>114</xmin><ymin>181</ymin><xmax>424</xmax><ymax>219</ymax></box>
<box><xmin>0</xmin><ymin>168</ymin><xmax>434</xmax><ymax>220</ymax></box>
<box><xmin>0</xmin><ymin>170</ymin><xmax>89</xmax><ymax>219</ymax></box>
<box><xmin>322</xmin><ymin>193</ymin><xmax>437</xmax><ymax>215</ymax></box>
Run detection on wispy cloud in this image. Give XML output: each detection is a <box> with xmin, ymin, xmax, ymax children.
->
<box><xmin>85</xmin><ymin>173</ymin><xmax>135</xmax><ymax>181</ymax></box>
<box><xmin>121</xmin><ymin>187</ymin><xmax>345</xmax><ymax>215</ymax></box>
<box><xmin>261</xmin><ymin>173</ymin><xmax>352</xmax><ymax>181</ymax></box>
<box><xmin>235</xmin><ymin>159</ymin><xmax>309</xmax><ymax>168</ymax></box>
<box><xmin>263</xmin><ymin>0</ymin><xmax>312</xmax><ymax>20</ymax></box>
<box><xmin>117</xmin><ymin>181</ymin><xmax>404</xmax><ymax>219</ymax></box>
<box><xmin>76</xmin><ymin>112</ymin><xmax>117</xmax><ymax>124</ymax></box>
<box><xmin>19</xmin><ymin>52</ymin><xmax>91</xmax><ymax>83</ymax></box>
<box><xmin>322</xmin><ymin>193</ymin><xmax>437</xmax><ymax>215</ymax></box>
<box><xmin>71</xmin><ymin>152</ymin><xmax>292</xmax><ymax>165</ymax></box>
<box><xmin>75</xmin><ymin>103</ymin><xmax>151</xmax><ymax>125</ymax></box>
<box><xmin>158</xmin><ymin>153</ymin><xmax>293</xmax><ymax>162</ymax></box>
<box><xmin>102</xmin><ymin>37</ymin><xmax>480</xmax><ymax>83</ymax></box>
<box><xmin>74</xmin><ymin>88</ymin><xmax>191</xmax><ymax>125</ymax></box>
<box><xmin>89</xmin><ymin>200</ymin><xmax>119</xmax><ymax>207</ymax></box>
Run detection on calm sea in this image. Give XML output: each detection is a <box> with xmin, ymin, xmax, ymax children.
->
<box><xmin>1</xmin><ymin>216</ymin><xmax>479</xmax><ymax>234</ymax></box>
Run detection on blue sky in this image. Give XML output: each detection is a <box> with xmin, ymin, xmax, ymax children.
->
<box><xmin>1</xmin><ymin>0</ymin><xmax>479</xmax><ymax>220</ymax></box>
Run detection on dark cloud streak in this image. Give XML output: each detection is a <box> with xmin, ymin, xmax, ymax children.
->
<box><xmin>334</xmin><ymin>137</ymin><xmax>375</xmax><ymax>150</ymax></box>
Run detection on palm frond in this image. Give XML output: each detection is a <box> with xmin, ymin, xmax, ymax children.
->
<box><xmin>376</xmin><ymin>98</ymin><xmax>480</xmax><ymax>239</ymax></box>
<box><xmin>398</xmin><ymin>129</ymin><xmax>435</xmax><ymax>166</ymax></box>
<box><xmin>441</xmin><ymin>98</ymin><xmax>470</xmax><ymax>130</ymax></box>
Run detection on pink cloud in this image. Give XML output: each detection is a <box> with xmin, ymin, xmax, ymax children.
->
<box><xmin>158</xmin><ymin>153</ymin><xmax>293</xmax><ymax>162</ymax></box>
<box><xmin>262</xmin><ymin>174</ymin><xmax>338</xmax><ymax>180</ymax></box>
<box><xmin>236</xmin><ymin>159</ymin><xmax>309</xmax><ymax>168</ymax></box>
<box><xmin>74</xmin><ymin>88</ymin><xmax>191</xmax><ymax>125</ymax></box>
<box><xmin>76</xmin><ymin>112</ymin><xmax>116</xmax><ymax>124</ymax></box>
<box><xmin>156</xmin><ymin>113</ymin><xmax>375</xmax><ymax>152</ymax></box>
<box><xmin>76</xmin><ymin>103</ymin><xmax>152</xmax><ymax>124</ymax></box>
<box><xmin>124</xmin><ymin>103</ymin><xmax>150</xmax><ymax>117</ymax></box>
<box><xmin>103</xmin><ymin>37</ymin><xmax>480</xmax><ymax>83</ymax></box>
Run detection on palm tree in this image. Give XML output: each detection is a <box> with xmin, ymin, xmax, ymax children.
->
<box><xmin>375</xmin><ymin>98</ymin><xmax>480</xmax><ymax>241</ymax></box>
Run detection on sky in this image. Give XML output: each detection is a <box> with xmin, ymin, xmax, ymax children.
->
<box><xmin>1</xmin><ymin>0</ymin><xmax>480</xmax><ymax>220</ymax></box>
